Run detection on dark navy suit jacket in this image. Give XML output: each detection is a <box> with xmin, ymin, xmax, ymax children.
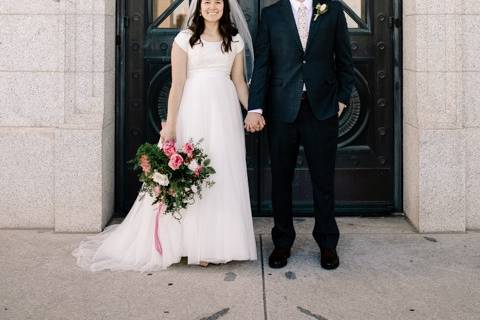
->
<box><xmin>248</xmin><ymin>0</ymin><xmax>354</xmax><ymax>122</ymax></box>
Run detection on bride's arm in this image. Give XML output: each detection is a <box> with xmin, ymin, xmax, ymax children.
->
<box><xmin>161</xmin><ymin>43</ymin><xmax>187</xmax><ymax>142</ymax></box>
<box><xmin>231</xmin><ymin>51</ymin><xmax>249</xmax><ymax>110</ymax></box>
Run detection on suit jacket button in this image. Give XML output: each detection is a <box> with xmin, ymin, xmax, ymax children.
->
<box><xmin>302</xmin><ymin>60</ymin><xmax>306</xmax><ymax>64</ymax></box>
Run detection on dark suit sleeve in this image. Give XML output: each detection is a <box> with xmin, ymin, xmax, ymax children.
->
<box><xmin>247</xmin><ymin>8</ymin><xmax>271</xmax><ymax>111</ymax></box>
<box><xmin>334</xmin><ymin>3</ymin><xmax>354</xmax><ymax>106</ymax></box>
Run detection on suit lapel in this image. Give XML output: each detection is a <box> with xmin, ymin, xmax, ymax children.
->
<box><xmin>305</xmin><ymin>0</ymin><xmax>325</xmax><ymax>55</ymax></box>
<box><xmin>280</xmin><ymin>0</ymin><xmax>304</xmax><ymax>52</ymax></box>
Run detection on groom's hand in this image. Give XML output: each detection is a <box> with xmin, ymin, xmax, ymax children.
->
<box><xmin>244</xmin><ymin>112</ymin><xmax>266</xmax><ymax>133</ymax></box>
<box><xmin>338</xmin><ymin>102</ymin><xmax>347</xmax><ymax>117</ymax></box>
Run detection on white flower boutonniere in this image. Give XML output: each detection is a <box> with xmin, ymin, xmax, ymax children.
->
<box><xmin>314</xmin><ymin>3</ymin><xmax>328</xmax><ymax>21</ymax></box>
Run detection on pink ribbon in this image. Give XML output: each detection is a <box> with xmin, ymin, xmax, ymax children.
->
<box><xmin>154</xmin><ymin>203</ymin><xmax>167</xmax><ymax>255</ymax></box>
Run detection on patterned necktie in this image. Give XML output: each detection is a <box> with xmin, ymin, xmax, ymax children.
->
<box><xmin>297</xmin><ymin>3</ymin><xmax>308</xmax><ymax>50</ymax></box>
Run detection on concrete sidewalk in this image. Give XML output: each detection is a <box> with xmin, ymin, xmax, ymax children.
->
<box><xmin>1</xmin><ymin>217</ymin><xmax>479</xmax><ymax>320</ymax></box>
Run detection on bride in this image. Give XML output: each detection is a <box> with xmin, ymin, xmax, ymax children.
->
<box><xmin>72</xmin><ymin>0</ymin><xmax>258</xmax><ymax>271</ymax></box>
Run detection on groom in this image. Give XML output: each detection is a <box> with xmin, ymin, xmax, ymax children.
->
<box><xmin>245</xmin><ymin>0</ymin><xmax>354</xmax><ymax>269</ymax></box>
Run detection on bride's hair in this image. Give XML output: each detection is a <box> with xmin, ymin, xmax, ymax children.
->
<box><xmin>187</xmin><ymin>0</ymin><xmax>239</xmax><ymax>53</ymax></box>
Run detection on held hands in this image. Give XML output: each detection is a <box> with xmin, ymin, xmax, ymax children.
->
<box><xmin>338</xmin><ymin>102</ymin><xmax>347</xmax><ymax>117</ymax></box>
<box><xmin>244</xmin><ymin>112</ymin><xmax>266</xmax><ymax>133</ymax></box>
<box><xmin>243</xmin><ymin>102</ymin><xmax>344</xmax><ymax>134</ymax></box>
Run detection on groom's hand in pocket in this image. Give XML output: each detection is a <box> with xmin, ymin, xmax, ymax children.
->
<box><xmin>244</xmin><ymin>112</ymin><xmax>265</xmax><ymax>133</ymax></box>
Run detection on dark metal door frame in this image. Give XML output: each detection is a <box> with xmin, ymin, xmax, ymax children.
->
<box><xmin>392</xmin><ymin>0</ymin><xmax>403</xmax><ymax>213</ymax></box>
<box><xmin>115</xmin><ymin>0</ymin><xmax>147</xmax><ymax>215</ymax></box>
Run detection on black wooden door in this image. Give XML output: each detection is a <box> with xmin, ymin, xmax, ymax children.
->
<box><xmin>115</xmin><ymin>0</ymin><xmax>400</xmax><ymax>216</ymax></box>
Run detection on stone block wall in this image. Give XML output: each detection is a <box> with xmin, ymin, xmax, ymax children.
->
<box><xmin>0</xmin><ymin>0</ymin><xmax>116</xmax><ymax>231</ymax></box>
<box><xmin>403</xmin><ymin>0</ymin><xmax>480</xmax><ymax>231</ymax></box>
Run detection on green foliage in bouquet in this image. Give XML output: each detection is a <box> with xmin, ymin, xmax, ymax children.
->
<box><xmin>129</xmin><ymin>139</ymin><xmax>215</xmax><ymax>219</ymax></box>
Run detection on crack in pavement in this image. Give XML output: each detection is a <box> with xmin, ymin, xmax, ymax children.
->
<box><xmin>297</xmin><ymin>306</ymin><xmax>328</xmax><ymax>320</ymax></box>
<box><xmin>424</xmin><ymin>236</ymin><xmax>438</xmax><ymax>242</ymax></box>
<box><xmin>199</xmin><ymin>307</ymin><xmax>230</xmax><ymax>320</ymax></box>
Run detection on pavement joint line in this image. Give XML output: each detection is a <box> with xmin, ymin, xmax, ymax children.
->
<box><xmin>260</xmin><ymin>235</ymin><xmax>268</xmax><ymax>320</ymax></box>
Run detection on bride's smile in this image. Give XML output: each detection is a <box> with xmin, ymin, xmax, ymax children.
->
<box><xmin>201</xmin><ymin>0</ymin><xmax>224</xmax><ymax>22</ymax></box>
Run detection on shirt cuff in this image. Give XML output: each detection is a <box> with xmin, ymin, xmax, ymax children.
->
<box><xmin>249</xmin><ymin>109</ymin><xmax>263</xmax><ymax>114</ymax></box>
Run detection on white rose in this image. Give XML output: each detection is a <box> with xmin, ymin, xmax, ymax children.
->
<box><xmin>188</xmin><ymin>160</ymin><xmax>199</xmax><ymax>172</ymax></box>
<box><xmin>152</xmin><ymin>172</ymin><xmax>169</xmax><ymax>186</ymax></box>
<box><xmin>191</xmin><ymin>185</ymin><xmax>198</xmax><ymax>193</ymax></box>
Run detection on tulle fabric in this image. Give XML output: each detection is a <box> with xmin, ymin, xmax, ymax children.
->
<box><xmin>72</xmin><ymin>192</ymin><xmax>185</xmax><ymax>272</ymax></box>
<box><xmin>175</xmin><ymin>70</ymin><xmax>257</xmax><ymax>266</ymax></box>
<box><xmin>72</xmin><ymin>32</ymin><xmax>257</xmax><ymax>272</ymax></box>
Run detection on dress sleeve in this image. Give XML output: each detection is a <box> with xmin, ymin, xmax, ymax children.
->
<box><xmin>234</xmin><ymin>34</ymin><xmax>245</xmax><ymax>55</ymax></box>
<box><xmin>173</xmin><ymin>30</ymin><xmax>191</xmax><ymax>52</ymax></box>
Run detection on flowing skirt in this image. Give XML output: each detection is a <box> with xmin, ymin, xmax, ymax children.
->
<box><xmin>72</xmin><ymin>73</ymin><xmax>257</xmax><ymax>271</ymax></box>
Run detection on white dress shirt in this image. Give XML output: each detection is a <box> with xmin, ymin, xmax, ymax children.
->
<box><xmin>249</xmin><ymin>0</ymin><xmax>313</xmax><ymax>114</ymax></box>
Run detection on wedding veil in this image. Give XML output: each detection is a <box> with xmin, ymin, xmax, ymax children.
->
<box><xmin>182</xmin><ymin>0</ymin><xmax>254</xmax><ymax>80</ymax></box>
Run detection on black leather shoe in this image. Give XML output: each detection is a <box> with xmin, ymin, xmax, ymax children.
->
<box><xmin>268</xmin><ymin>247</ymin><xmax>291</xmax><ymax>269</ymax></box>
<box><xmin>320</xmin><ymin>248</ymin><xmax>339</xmax><ymax>270</ymax></box>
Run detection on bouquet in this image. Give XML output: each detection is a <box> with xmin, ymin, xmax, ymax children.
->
<box><xmin>130</xmin><ymin>138</ymin><xmax>215</xmax><ymax>256</ymax></box>
<box><xmin>130</xmin><ymin>139</ymin><xmax>216</xmax><ymax>220</ymax></box>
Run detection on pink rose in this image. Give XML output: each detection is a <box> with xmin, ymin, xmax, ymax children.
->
<box><xmin>139</xmin><ymin>155</ymin><xmax>151</xmax><ymax>174</ymax></box>
<box><xmin>163</xmin><ymin>141</ymin><xmax>176</xmax><ymax>158</ymax></box>
<box><xmin>153</xmin><ymin>186</ymin><xmax>161</xmax><ymax>196</ymax></box>
<box><xmin>183</xmin><ymin>143</ymin><xmax>194</xmax><ymax>158</ymax></box>
<box><xmin>194</xmin><ymin>166</ymin><xmax>202</xmax><ymax>177</ymax></box>
<box><xmin>168</xmin><ymin>153</ymin><xmax>184</xmax><ymax>170</ymax></box>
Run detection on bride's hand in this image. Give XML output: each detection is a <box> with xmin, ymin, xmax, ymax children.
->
<box><xmin>160</xmin><ymin>124</ymin><xmax>176</xmax><ymax>143</ymax></box>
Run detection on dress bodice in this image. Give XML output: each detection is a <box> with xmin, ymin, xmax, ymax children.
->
<box><xmin>173</xmin><ymin>30</ymin><xmax>245</xmax><ymax>78</ymax></box>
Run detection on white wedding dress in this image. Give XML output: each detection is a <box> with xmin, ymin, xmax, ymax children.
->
<box><xmin>72</xmin><ymin>30</ymin><xmax>257</xmax><ymax>272</ymax></box>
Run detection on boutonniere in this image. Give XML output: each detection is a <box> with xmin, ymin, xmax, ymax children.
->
<box><xmin>313</xmin><ymin>3</ymin><xmax>328</xmax><ymax>21</ymax></box>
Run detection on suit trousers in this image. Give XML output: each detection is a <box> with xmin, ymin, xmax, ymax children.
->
<box><xmin>267</xmin><ymin>93</ymin><xmax>340</xmax><ymax>249</ymax></box>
